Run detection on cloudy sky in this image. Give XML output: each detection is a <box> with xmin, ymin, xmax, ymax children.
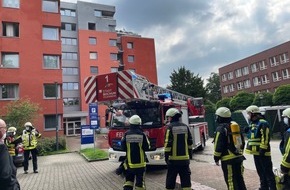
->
<box><xmin>63</xmin><ymin>0</ymin><xmax>290</xmax><ymax>86</ymax></box>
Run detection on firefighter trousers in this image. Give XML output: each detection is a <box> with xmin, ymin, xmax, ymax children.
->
<box><xmin>166</xmin><ymin>164</ymin><xmax>191</xmax><ymax>190</ymax></box>
<box><xmin>221</xmin><ymin>160</ymin><xmax>247</xmax><ymax>190</ymax></box>
<box><xmin>254</xmin><ymin>155</ymin><xmax>277</xmax><ymax>190</ymax></box>
<box><xmin>123</xmin><ymin>167</ymin><xmax>146</xmax><ymax>190</ymax></box>
<box><xmin>24</xmin><ymin>148</ymin><xmax>38</xmax><ymax>172</ymax></box>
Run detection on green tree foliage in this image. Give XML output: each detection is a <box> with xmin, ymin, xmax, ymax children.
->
<box><xmin>205</xmin><ymin>72</ymin><xmax>221</xmax><ymax>103</ymax></box>
<box><xmin>216</xmin><ymin>97</ymin><xmax>232</xmax><ymax>109</ymax></box>
<box><xmin>167</xmin><ymin>66</ymin><xmax>206</xmax><ymax>97</ymax></box>
<box><xmin>252</xmin><ymin>92</ymin><xmax>273</xmax><ymax>106</ymax></box>
<box><xmin>2</xmin><ymin>98</ymin><xmax>41</xmax><ymax>135</ymax></box>
<box><xmin>273</xmin><ymin>84</ymin><xmax>290</xmax><ymax>105</ymax></box>
<box><xmin>230</xmin><ymin>91</ymin><xmax>255</xmax><ymax>111</ymax></box>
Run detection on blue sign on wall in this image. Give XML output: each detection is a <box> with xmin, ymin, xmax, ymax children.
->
<box><xmin>89</xmin><ymin>103</ymin><xmax>99</xmax><ymax>129</ymax></box>
<box><xmin>81</xmin><ymin>125</ymin><xmax>94</xmax><ymax>144</ymax></box>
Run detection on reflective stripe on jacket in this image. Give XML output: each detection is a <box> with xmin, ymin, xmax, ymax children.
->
<box><xmin>22</xmin><ymin>129</ymin><xmax>41</xmax><ymax>150</ymax></box>
<box><xmin>282</xmin><ymin>129</ymin><xmax>290</xmax><ymax>169</ymax></box>
<box><xmin>245</xmin><ymin>119</ymin><xmax>271</xmax><ymax>156</ymax></box>
<box><xmin>4</xmin><ymin>136</ymin><xmax>22</xmax><ymax>156</ymax></box>
<box><xmin>164</xmin><ymin>121</ymin><xmax>193</xmax><ymax>165</ymax></box>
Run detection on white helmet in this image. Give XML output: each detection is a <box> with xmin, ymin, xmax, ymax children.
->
<box><xmin>24</xmin><ymin>122</ymin><xmax>33</xmax><ymax>127</ymax></box>
<box><xmin>129</xmin><ymin>115</ymin><xmax>142</xmax><ymax>125</ymax></box>
<box><xmin>246</xmin><ymin>105</ymin><xmax>260</xmax><ymax>114</ymax></box>
<box><xmin>165</xmin><ymin>108</ymin><xmax>180</xmax><ymax>117</ymax></box>
<box><xmin>215</xmin><ymin>107</ymin><xmax>231</xmax><ymax>118</ymax></box>
<box><xmin>282</xmin><ymin>108</ymin><xmax>290</xmax><ymax>118</ymax></box>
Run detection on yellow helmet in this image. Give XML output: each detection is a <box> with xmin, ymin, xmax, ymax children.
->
<box><xmin>246</xmin><ymin>105</ymin><xmax>260</xmax><ymax>114</ymax></box>
<box><xmin>165</xmin><ymin>108</ymin><xmax>180</xmax><ymax>117</ymax></box>
<box><xmin>129</xmin><ymin>115</ymin><xmax>142</xmax><ymax>125</ymax></box>
<box><xmin>215</xmin><ymin>107</ymin><xmax>231</xmax><ymax>118</ymax></box>
<box><xmin>282</xmin><ymin>108</ymin><xmax>290</xmax><ymax>118</ymax></box>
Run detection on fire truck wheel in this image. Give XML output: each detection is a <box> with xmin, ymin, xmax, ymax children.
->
<box><xmin>198</xmin><ymin>134</ymin><xmax>206</xmax><ymax>151</ymax></box>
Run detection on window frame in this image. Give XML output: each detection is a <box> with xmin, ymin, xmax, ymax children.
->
<box><xmin>44</xmin><ymin>114</ymin><xmax>60</xmax><ymax>130</ymax></box>
<box><xmin>43</xmin><ymin>26</ymin><xmax>59</xmax><ymax>41</ymax></box>
<box><xmin>128</xmin><ymin>55</ymin><xmax>134</xmax><ymax>63</ymax></box>
<box><xmin>0</xmin><ymin>84</ymin><xmax>19</xmax><ymax>100</ymax></box>
<box><xmin>2</xmin><ymin>22</ymin><xmax>19</xmax><ymax>37</ymax></box>
<box><xmin>89</xmin><ymin>37</ymin><xmax>97</xmax><ymax>45</ymax></box>
<box><xmin>42</xmin><ymin>0</ymin><xmax>59</xmax><ymax>13</ymax></box>
<box><xmin>43</xmin><ymin>55</ymin><xmax>60</xmax><ymax>69</ymax></box>
<box><xmin>1</xmin><ymin>52</ymin><xmax>19</xmax><ymax>68</ymax></box>
<box><xmin>127</xmin><ymin>42</ymin><xmax>133</xmax><ymax>49</ymax></box>
<box><xmin>2</xmin><ymin>0</ymin><xmax>20</xmax><ymax>8</ymax></box>
<box><xmin>44</xmin><ymin>83</ymin><xmax>60</xmax><ymax>99</ymax></box>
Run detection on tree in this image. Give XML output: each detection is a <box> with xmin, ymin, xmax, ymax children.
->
<box><xmin>205</xmin><ymin>72</ymin><xmax>221</xmax><ymax>103</ymax></box>
<box><xmin>252</xmin><ymin>92</ymin><xmax>273</xmax><ymax>106</ymax></box>
<box><xmin>216</xmin><ymin>97</ymin><xmax>232</xmax><ymax>109</ymax></box>
<box><xmin>167</xmin><ymin>66</ymin><xmax>206</xmax><ymax>97</ymax></box>
<box><xmin>272</xmin><ymin>84</ymin><xmax>290</xmax><ymax>105</ymax></box>
<box><xmin>2</xmin><ymin>98</ymin><xmax>41</xmax><ymax>135</ymax></box>
<box><xmin>230</xmin><ymin>91</ymin><xmax>255</xmax><ymax>111</ymax></box>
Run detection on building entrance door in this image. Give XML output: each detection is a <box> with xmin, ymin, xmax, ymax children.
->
<box><xmin>65</xmin><ymin>121</ymin><xmax>81</xmax><ymax>136</ymax></box>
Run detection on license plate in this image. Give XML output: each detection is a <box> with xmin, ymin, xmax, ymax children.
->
<box><xmin>17</xmin><ymin>154</ymin><xmax>23</xmax><ymax>156</ymax></box>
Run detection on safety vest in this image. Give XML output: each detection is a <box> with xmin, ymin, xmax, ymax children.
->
<box><xmin>4</xmin><ymin>136</ymin><xmax>22</xmax><ymax>156</ymax></box>
<box><xmin>22</xmin><ymin>129</ymin><xmax>41</xmax><ymax>150</ymax></box>
<box><xmin>245</xmin><ymin>119</ymin><xmax>271</xmax><ymax>156</ymax></box>
<box><xmin>281</xmin><ymin>128</ymin><xmax>290</xmax><ymax>170</ymax></box>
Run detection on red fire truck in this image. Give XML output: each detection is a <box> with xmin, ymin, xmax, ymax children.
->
<box><xmin>84</xmin><ymin>70</ymin><xmax>208</xmax><ymax>165</ymax></box>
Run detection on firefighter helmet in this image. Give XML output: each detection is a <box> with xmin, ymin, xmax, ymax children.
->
<box><xmin>7</xmin><ymin>126</ymin><xmax>17</xmax><ymax>133</ymax></box>
<box><xmin>246</xmin><ymin>105</ymin><xmax>260</xmax><ymax>114</ymax></box>
<box><xmin>165</xmin><ymin>108</ymin><xmax>181</xmax><ymax>117</ymax></box>
<box><xmin>282</xmin><ymin>108</ymin><xmax>290</xmax><ymax>118</ymax></box>
<box><xmin>24</xmin><ymin>122</ymin><xmax>33</xmax><ymax>127</ymax></box>
<box><xmin>129</xmin><ymin>115</ymin><xmax>142</xmax><ymax>125</ymax></box>
<box><xmin>215</xmin><ymin>107</ymin><xmax>231</xmax><ymax>118</ymax></box>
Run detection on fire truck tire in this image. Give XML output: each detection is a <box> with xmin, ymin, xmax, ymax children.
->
<box><xmin>198</xmin><ymin>134</ymin><xmax>206</xmax><ymax>151</ymax></box>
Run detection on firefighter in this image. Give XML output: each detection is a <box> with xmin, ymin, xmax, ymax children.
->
<box><xmin>245</xmin><ymin>105</ymin><xmax>276</xmax><ymax>190</ymax></box>
<box><xmin>213</xmin><ymin>107</ymin><xmax>247</xmax><ymax>190</ymax></box>
<box><xmin>164</xmin><ymin>108</ymin><xmax>193</xmax><ymax>190</ymax></box>
<box><xmin>280</xmin><ymin>108</ymin><xmax>290</xmax><ymax>189</ymax></box>
<box><xmin>121</xmin><ymin>115</ymin><xmax>150</xmax><ymax>190</ymax></box>
<box><xmin>4</xmin><ymin>126</ymin><xmax>22</xmax><ymax>159</ymax></box>
<box><xmin>22</xmin><ymin>122</ymin><xmax>41</xmax><ymax>174</ymax></box>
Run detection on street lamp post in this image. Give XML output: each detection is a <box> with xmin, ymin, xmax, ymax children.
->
<box><xmin>55</xmin><ymin>82</ymin><xmax>59</xmax><ymax>151</ymax></box>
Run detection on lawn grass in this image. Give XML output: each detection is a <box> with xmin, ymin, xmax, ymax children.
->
<box><xmin>80</xmin><ymin>148</ymin><xmax>108</xmax><ymax>161</ymax></box>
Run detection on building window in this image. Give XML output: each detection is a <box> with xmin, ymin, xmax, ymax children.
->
<box><xmin>61</xmin><ymin>23</ymin><xmax>76</xmax><ymax>31</ymax></box>
<box><xmin>261</xmin><ymin>75</ymin><xmax>269</xmax><ymax>84</ymax></box>
<box><xmin>89</xmin><ymin>52</ymin><xmax>97</xmax><ymax>60</ymax></box>
<box><xmin>90</xmin><ymin>66</ymin><xmax>98</xmax><ymax>74</ymax></box>
<box><xmin>94</xmin><ymin>10</ymin><xmax>102</xmax><ymax>17</ymax></box>
<box><xmin>61</xmin><ymin>37</ymin><xmax>77</xmax><ymax>45</ymax></box>
<box><xmin>63</xmin><ymin>98</ymin><xmax>79</xmax><ymax>106</ymax></box>
<box><xmin>0</xmin><ymin>84</ymin><xmax>18</xmax><ymax>99</ymax></box>
<box><xmin>63</xmin><ymin>82</ymin><xmax>79</xmax><ymax>90</ymax></box>
<box><xmin>259</xmin><ymin>60</ymin><xmax>267</xmax><ymax>70</ymax></box>
<box><xmin>44</xmin><ymin>115</ymin><xmax>60</xmax><ymax>130</ymax></box>
<box><xmin>244</xmin><ymin>79</ymin><xmax>251</xmax><ymax>89</ymax></box>
<box><xmin>282</xmin><ymin>69</ymin><xmax>290</xmax><ymax>79</ymax></box>
<box><xmin>43</xmin><ymin>27</ymin><xmax>59</xmax><ymax>40</ymax></box>
<box><xmin>2</xmin><ymin>22</ymin><xmax>19</xmax><ymax>37</ymax></box>
<box><xmin>60</xmin><ymin>9</ymin><xmax>76</xmax><ymax>17</ymax></box>
<box><xmin>253</xmin><ymin>77</ymin><xmax>261</xmax><ymax>86</ymax></box>
<box><xmin>44</xmin><ymin>84</ymin><xmax>60</xmax><ymax>99</ymax></box>
<box><xmin>223</xmin><ymin>86</ymin><xmax>229</xmax><ymax>94</ymax></box>
<box><xmin>42</xmin><ymin>0</ymin><xmax>58</xmax><ymax>13</ymax></box>
<box><xmin>270</xmin><ymin>56</ymin><xmax>279</xmax><ymax>67</ymax></box>
<box><xmin>62</xmin><ymin>52</ymin><xmax>78</xmax><ymax>60</ymax></box>
<box><xmin>89</xmin><ymin>37</ymin><xmax>97</xmax><ymax>45</ymax></box>
<box><xmin>242</xmin><ymin>66</ymin><xmax>249</xmax><ymax>75</ymax></box>
<box><xmin>272</xmin><ymin>71</ymin><xmax>281</xmax><ymax>82</ymax></box>
<box><xmin>2</xmin><ymin>0</ymin><xmax>19</xmax><ymax>8</ymax></box>
<box><xmin>88</xmin><ymin>23</ymin><xmax>96</xmax><ymax>30</ymax></box>
<box><xmin>1</xmin><ymin>53</ymin><xmax>19</xmax><ymax>68</ymax></box>
<box><xmin>227</xmin><ymin>72</ymin><xmax>233</xmax><ymax>80</ymax></box>
<box><xmin>128</xmin><ymin>55</ymin><xmax>134</xmax><ymax>63</ymax></box>
<box><xmin>127</xmin><ymin>42</ymin><xmax>133</xmax><ymax>49</ymax></box>
<box><xmin>221</xmin><ymin>74</ymin><xmax>227</xmax><ymax>82</ymax></box>
<box><xmin>235</xmin><ymin>68</ymin><xmax>242</xmax><ymax>78</ymax></box>
<box><xmin>251</xmin><ymin>63</ymin><xmax>258</xmax><ymax>73</ymax></box>
<box><xmin>109</xmin><ymin>39</ymin><xmax>117</xmax><ymax>46</ymax></box>
<box><xmin>237</xmin><ymin>81</ymin><xmax>244</xmax><ymax>90</ymax></box>
<box><xmin>62</xmin><ymin>67</ymin><xmax>78</xmax><ymax>75</ymax></box>
<box><xmin>43</xmin><ymin>55</ymin><xmax>59</xmax><ymax>69</ymax></box>
<box><xmin>111</xmin><ymin>67</ymin><xmax>118</xmax><ymax>73</ymax></box>
<box><xmin>280</xmin><ymin>53</ymin><xmax>289</xmax><ymax>64</ymax></box>
<box><xmin>229</xmin><ymin>84</ymin><xmax>235</xmax><ymax>92</ymax></box>
<box><xmin>110</xmin><ymin>53</ymin><xmax>117</xmax><ymax>61</ymax></box>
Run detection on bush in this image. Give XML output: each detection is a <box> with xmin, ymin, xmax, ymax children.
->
<box><xmin>37</xmin><ymin>136</ymin><xmax>66</xmax><ymax>156</ymax></box>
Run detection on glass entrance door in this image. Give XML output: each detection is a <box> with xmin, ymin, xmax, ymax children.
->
<box><xmin>66</xmin><ymin>121</ymin><xmax>81</xmax><ymax>136</ymax></box>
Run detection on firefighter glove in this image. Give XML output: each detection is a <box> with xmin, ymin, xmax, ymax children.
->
<box><xmin>259</xmin><ymin>148</ymin><xmax>266</xmax><ymax>156</ymax></box>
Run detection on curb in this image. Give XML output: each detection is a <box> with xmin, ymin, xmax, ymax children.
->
<box><xmin>79</xmin><ymin>152</ymin><xmax>109</xmax><ymax>162</ymax></box>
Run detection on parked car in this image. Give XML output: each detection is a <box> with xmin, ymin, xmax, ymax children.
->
<box><xmin>13</xmin><ymin>143</ymin><xmax>24</xmax><ymax>166</ymax></box>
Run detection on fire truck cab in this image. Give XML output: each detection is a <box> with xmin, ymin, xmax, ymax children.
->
<box><xmin>84</xmin><ymin>70</ymin><xmax>209</xmax><ymax>165</ymax></box>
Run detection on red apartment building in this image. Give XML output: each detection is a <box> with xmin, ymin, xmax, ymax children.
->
<box><xmin>0</xmin><ymin>0</ymin><xmax>157</xmax><ymax>137</ymax></box>
<box><xmin>0</xmin><ymin>0</ymin><xmax>63</xmax><ymax>137</ymax></box>
<box><xmin>219</xmin><ymin>41</ymin><xmax>290</xmax><ymax>98</ymax></box>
